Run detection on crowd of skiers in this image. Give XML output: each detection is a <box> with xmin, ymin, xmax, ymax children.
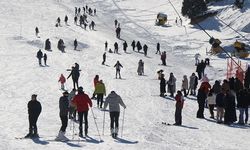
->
<box><xmin>26</xmin><ymin>85</ymin><xmax>126</xmax><ymax>141</ymax></box>
<box><xmin>28</xmin><ymin>2</ymin><xmax>250</xmax><ymax>143</ymax></box>
<box><xmin>158</xmin><ymin>64</ymin><xmax>250</xmax><ymax>126</ymax></box>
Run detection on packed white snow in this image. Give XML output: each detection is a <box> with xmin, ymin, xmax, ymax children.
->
<box><xmin>0</xmin><ymin>0</ymin><xmax>249</xmax><ymax>149</ymax></box>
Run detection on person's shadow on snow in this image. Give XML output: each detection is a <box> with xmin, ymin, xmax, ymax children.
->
<box><xmin>114</xmin><ymin>137</ymin><xmax>138</xmax><ymax>144</ymax></box>
<box><xmin>32</xmin><ymin>138</ymin><xmax>49</xmax><ymax>145</ymax></box>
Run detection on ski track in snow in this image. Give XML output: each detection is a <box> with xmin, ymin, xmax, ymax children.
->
<box><xmin>0</xmin><ymin>0</ymin><xmax>249</xmax><ymax>149</ymax></box>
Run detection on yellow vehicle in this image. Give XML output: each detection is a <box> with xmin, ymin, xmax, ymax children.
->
<box><xmin>233</xmin><ymin>40</ymin><xmax>249</xmax><ymax>58</ymax></box>
<box><xmin>156</xmin><ymin>13</ymin><xmax>167</xmax><ymax>25</ymax></box>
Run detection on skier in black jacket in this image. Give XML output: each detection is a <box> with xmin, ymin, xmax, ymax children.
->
<box><xmin>25</xmin><ymin>94</ymin><xmax>42</xmax><ymax>138</ymax></box>
<box><xmin>55</xmin><ymin>91</ymin><xmax>69</xmax><ymax>141</ymax></box>
<box><xmin>36</xmin><ymin>49</ymin><xmax>43</xmax><ymax>66</ymax></box>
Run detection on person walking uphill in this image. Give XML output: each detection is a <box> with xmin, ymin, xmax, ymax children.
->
<box><xmin>71</xmin><ymin>87</ymin><xmax>92</xmax><ymax>137</ymax></box>
<box><xmin>103</xmin><ymin>91</ymin><xmax>126</xmax><ymax>138</ymax></box>
<box><xmin>25</xmin><ymin>94</ymin><xmax>42</xmax><ymax>138</ymax></box>
<box><xmin>55</xmin><ymin>91</ymin><xmax>69</xmax><ymax>141</ymax></box>
<box><xmin>94</xmin><ymin>80</ymin><xmax>106</xmax><ymax>108</ymax></box>
<box><xmin>174</xmin><ymin>91</ymin><xmax>185</xmax><ymax>125</ymax></box>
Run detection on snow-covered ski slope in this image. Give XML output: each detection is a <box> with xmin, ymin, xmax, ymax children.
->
<box><xmin>0</xmin><ymin>0</ymin><xmax>250</xmax><ymax>149</ymax></box>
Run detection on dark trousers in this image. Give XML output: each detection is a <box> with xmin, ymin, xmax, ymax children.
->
<box><xmin>197</xmin><ymin>102</ymin><xmax>205</xmax><ymax>118</ymax></box>
<box><xmin>198</xmin><ymin>72</ymin><xmax>202</xmax><ymax>80</ymax></box>
<box><xmin>29</xmin><ymin>115</ymin><xmax>39</xmax><ymax>134</ymax></box>
<box><xmin>182</xmin><ymin>89</ymin><xmax>187</xmax><ymax>97</ymax></box>
<box><xmin>38</xmin><ymin>58</ymin><xmax>42</xmax><ymax>65</ymax></box>
<box><xmin>102</xmin><ymin>58</ymin><xmax>106</xmax><ymax>65</ymax></box>
<box><xmin>175</xmin><ymin>107</ymin><xmax>182</xmax><ymax>125</ymax></box>
<box><xmin>110</xmin><ymin>112</ymin><xmax>120</xmax><ymax>129</ymax></box>
<box><xmin>162</xmin><ymin>59</ymin><xmax>166</xmax><ymax>65</ymax></box>
<box><xmin>60</xmin><ymin>115</ymin><xmax>68</xmax><ymax>132</ymax></box>
<box><xmin>116</xmin><ymin>70</ymin><xmax>121</xmax><ymax>78</ymax></box>
<box><xmin>209</xmin><ymin>104</ymin><xmax>215</xmax><ymax>117</ymax></box>
<box><xmin>97</xmin><ymin>94</ymin><xmax>104</xmax><ymax>108</ymax></box>
<box><xmin>78</xmin><ymin>111</ymin><xmax>88</xmax><ymax>135</ymax></box>
<box><xmin>72</xmin><ymin>79</ymin><xmax>79</xmax><ymax>89</ymax></box>
<box><xmin>44</xmin><ymin>59</ymin><xmax>47</xmax><ymax>66</ymax></box>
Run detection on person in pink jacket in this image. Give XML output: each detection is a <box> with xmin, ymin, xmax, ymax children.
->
<box><xmin>58</xmin><ymin>74</ymin><xmax>66</xmax><ymax>90</ymax></box>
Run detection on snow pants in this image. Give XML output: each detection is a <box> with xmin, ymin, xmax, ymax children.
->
<box><xmin>110</xmin><ymin>111</ymin><xmax>120</xmax><ymax>129</ymax></box>
<box><xmin>78</xmin><ymin>111</ymin><xmax>88</xmax><ymax>135</ymax></box>
<box><xmin>60</xmin><ymin>115</ymin><xmax>68</xmax><ymax>132</ymax></box>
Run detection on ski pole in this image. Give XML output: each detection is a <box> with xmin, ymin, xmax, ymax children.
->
<box><xmin>121</xmin><ymin>108</ymin><xmax>125</xmax><ymax>138</ymax></box>
<box><xmin>90</xmin><ymin>107</ymin><xmax>102</xmax><ymax>141</ymax></box>
<box><xmin>102</xmin><ymin>110</ymin><xmax>105</xmax><ymax>136</ymax></box>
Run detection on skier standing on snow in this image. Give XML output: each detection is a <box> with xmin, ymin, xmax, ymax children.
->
<box><xmin>67</xmin><ymin>65</ymin><xmax>80</xmax><ymax>90</ymax></box>
<box><xmin>105</xmin><ymin>41</ymin><xmax>108</xmax><ymax>51</ymax></box>
<box><xmin>45</xmin><ymin>38</ymin><xmax>51</xmax><ymax>51</ymax></box>
<box><xmin>74</xmin><ymin>39</ymin><xmax>78</xmax><ymax>50</ymax></box>
<box><xmin>35</xmin><ymin>27</ymin><xmax>39</xmax><ymax>37</ymax></box>
<box><xmin>114</xmin><ymin>42</ymin><xmax>119</xmax><ymax>53</ymax></box>
<box><xmin>196</xmin><ymin>62</ymin><xmax>203</xmax><ymax>80</ymax></box>
<box><xmin>136</xmin><ymin>41</ymin><xmax>142</xmax><ymax>52</ymax></box>
<box><xmin>71</xmin><ymin>87</ymin><xmax>92</xmax><ymax>137</ymax></box>
<box><xmin>194</xmin><ymin>53</ymin><xmax>200</xmax><ymax>66</ymax></box>
<box><xmin>103</xmin><ymin>91</ymin><xmax>126</xmax><ymax>138</ymax></box>
<box><xmin>36</xmin><ymin>49</ymin><xmax>43</xmax><ymax>66</ymax></box>
<box><xmin>160</xmin><ymin>73</ymin><xmax>166</xmax><ymax>97</ymax></box>
<box><xmin>196</xmin><ymin>86</ymin><xmax>207</xmax><ymax>118</ymax></box>
<box><xmin>123</xmin><ymin>41</ymin><xmax>128</xmax><ymax>53</ymax></box>
<box><xmin>57</xmin><ymin>39</ymin><xmax>65</xmax><ymax>52</ymax></box>
<box><xmin>55</xmin><ymin>91</ymin><xmax>69</xmax><ymax>141</ymax></box>
<box><xmin>189</xmin><ymin>73</ymin><xmax>198</xmax><ymax>96</ymax></box>
<box><xmin>167</xmin><ymin>72</ymin><xmax>176</xmax><ymax>97</ymax></box>
<box><xmin>57</xmin><ymin>17</ymin><xmax>61</xmax><ymax>27</ymax></box>
<box><xmin>58</xmin><ymin>74</ymin><xmax>66</xmax><ymax>90</ymax></box>
<box><xmin>78</xmin><ymin>8</ymin><xmax>81</xmax><ymax>15</ymax></box>
<box><xmin>74</xmin><ymin>16</ymin><xmax>78</xmax><ymax>25</ymax></box>
<box><xmin>156</xmin><ymin>42</ymin><xmax>160</xmax><ymax>54</ymax></box>
<box><xmin>174</xmin><ymin>91</ymin><xmax>184</xmax><ymax>125</ymax></box>
<box><xmin>25</xmin><ymin>94</ymin><xmax>42</xmax><ymax>138</ymax></box>
<box><xmin>137</xmin><ymin>59</ymin><xmax>144</xmax><ymax>76</ymax></box>
<box><xmin>102</xmin><ymin>52</ymin><xmax>106</xmax><ymax>65</ymax></box>
<box><xmin>43</xmin><ymin>53</ymin><xmax>47</xmax><ymax>66</ymax></box>
<box><xmin>143</xmin><ymin>44</ymin><xmax>148</xmax><ymax>56</ymax></box>
<box><xmin>64</xmin><ymin>15</ymin><xmax>68</xmax><ymax>25</ymax></box>
<box><xmin>131</xmin><ymin>40</ymin><xmax>136</xmax><ymax>51</ymax></box>
<box><xmin>75</xmin><ymin>7</ymin><xmax>77</xmax><ymax>16</ymax></box>
<box><xmin>161</xmin><ymin>51</ymin><xmax>166</xmax><ymax>65</ymax></box>
<box><xmin>114</xmin><ymin>61</ymin><xmax>123</xmax><ymax>79</ymax></box>
<box><xmin>94</xmin><ymin>80</ymin><xmax>106</xmax><ymax>108</ymax></box>
<box><xmin>114</xmin><ymin>19</ymin><xmax>118</xmax><ymax>28</ymax></box>
<box><xmin>90</xmin><ymin>21</ymin><xmax>95</xmax><ymax>30</ymax></box>
<box><xmin>116</xmin><ymin>26</ymin><xmax>121</xmax><ymax>39</ymax></box>
<box><xmin>181</xmin><ymin>75</ymin><xmax>188</xmax><ymax>97</ymax></box>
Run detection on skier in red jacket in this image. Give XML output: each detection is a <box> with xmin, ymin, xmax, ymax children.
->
<box><xmin>71</xmin><ymin>87</ymin><xmax>92</xmax><ymax>137</ymax></box>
